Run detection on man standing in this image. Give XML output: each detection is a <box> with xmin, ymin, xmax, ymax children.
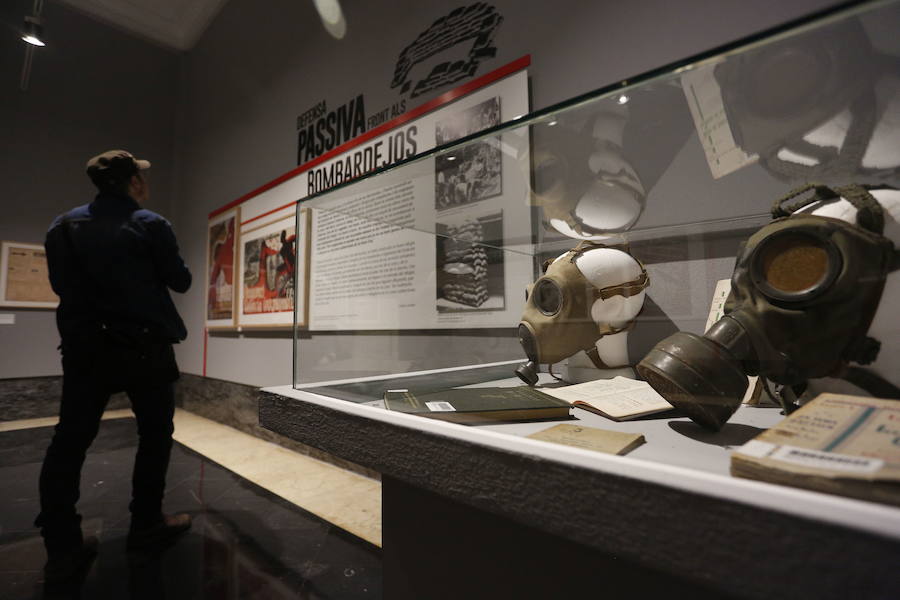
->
<box><xmin>38</xmin><ymin>150</ymin><xmax>192</xmax><ymax>581</ymax></box>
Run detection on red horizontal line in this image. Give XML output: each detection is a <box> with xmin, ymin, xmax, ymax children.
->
<box><xmin>242</xmin><ymin>201</ymin><xmax>296</xmax><ymax>227</ymax></box>
<box><xmin>212</xmin><ymin>54</ymin><xmax>531</xmax><ymax>220</ymax></box>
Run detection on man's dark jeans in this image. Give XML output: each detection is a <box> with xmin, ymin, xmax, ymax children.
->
<box><xmin>35</xmin><ymin>339</ymin><xmax>176</xmax><ymax>554</ymax></box>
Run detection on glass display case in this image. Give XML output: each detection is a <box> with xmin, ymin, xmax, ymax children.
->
<box><xmin>260</xmin><ymin>5</ymin><xmax>900</xmax><ymax>594</ymax></box>
<box><xmin>292</xmin><ymin>0</ymin><xmax>900</xmax><ymax>434</ymax></box>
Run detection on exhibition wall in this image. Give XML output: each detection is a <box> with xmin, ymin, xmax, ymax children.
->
<box><xmin>0</xmin><ymin>0</ymin><xmax>179</xmax><ymax>379</ymax></box>
<box><xmin>171</xmin><ymin>0</ymin><xmax>844</xmax><ymax>386</ymax></box>
<box><xmin>0</xmin><ymin>0</ymin><xmax>846</xmax><ymax>386</ymax></box>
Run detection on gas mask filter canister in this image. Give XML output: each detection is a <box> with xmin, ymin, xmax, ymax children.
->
<box><xmin>637</xmin><ymin>184</ymin><xmax>899</xmax><ymax>430</ymax></box>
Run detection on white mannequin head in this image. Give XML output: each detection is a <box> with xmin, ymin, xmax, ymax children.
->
<box><xmin>545</xmin><ymin>246</ymin><xmax>647</xmax><ymax>331</ymax></box>
<box><xmin>798</xmin><ymin>188</ymin><xmax>900</xmax><ymax>240</ymax></box>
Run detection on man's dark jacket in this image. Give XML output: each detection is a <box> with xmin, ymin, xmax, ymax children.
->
<box><xmin>45</xmin><ymin>192</ymin><xmax>191</xmax><ymax>342</ymax></box>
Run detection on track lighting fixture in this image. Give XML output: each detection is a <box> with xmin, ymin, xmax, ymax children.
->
<box><xmin>22</xmin><ymin>15</ymin><xmax>46</xmax><ymax>47</ymax></box>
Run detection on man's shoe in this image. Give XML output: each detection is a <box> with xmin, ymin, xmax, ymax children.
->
<box><xmin>127</xmin><ymin>513</ymin><xmax>192</xmax><ymax>553</ymax></box>
<box><xmin>43</xmin><ymin>535</ymin><xmax>99</xmax><ymax>585</ymax></box>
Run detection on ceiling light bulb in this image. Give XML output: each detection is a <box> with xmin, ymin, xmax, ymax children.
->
<box><xmin>617</xmin><ymin>94</ymin><xmax>629</xmax><ymax>105</ymax></box>
<box><xmin>22</xmin><ymin>16</ymin><xmax>45</xmax><ymax>47</ymax></box>
<box><xmin>313</xmin><ymin>0</ymin><xmax>347</xmax><ymax>39</ymax></box>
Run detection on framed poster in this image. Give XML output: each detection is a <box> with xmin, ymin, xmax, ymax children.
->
<box><xmin>0</xmin><ymin>241</ymin><xmax>58</xmax><ymax>309</ymax></box>
<box><xmin>205</xmin><ymin>207</ymin><xmax>240</xmax><ymax>328</ymax></box>
<box><xmin>237</xmin><ymin>208</ymin><xmax>310</xmax><ymax>328</ymax></box>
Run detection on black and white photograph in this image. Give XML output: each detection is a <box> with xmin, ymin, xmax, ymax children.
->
<box><xmin>435</xmin><ymin>97</ymin><xmax>502</xmax><ymax>210</ymax></box>
<box><xmin>435</xmin><ymin>209</ymin><xmax>505</xmax><ymax>312</ymax></box>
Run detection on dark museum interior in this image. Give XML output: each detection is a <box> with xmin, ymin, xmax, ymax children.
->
<box><xmin>2</xmin><ymin>1</ymin><xmax>899</xmax><ymax>598</ymax></box>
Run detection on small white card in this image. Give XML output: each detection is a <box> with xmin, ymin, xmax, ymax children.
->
<box><xmin>706</xmin><ymin>279</ymin><xmax>765</xmax><ymax>406</ymax></box>
<box><xmin>705</xmin><ymin>279</ymin><xmax>732</xmax><ymax>333</ymax></box>
<box><xmin>770</xmin><ymin>445</ymin><xmax>884</xmax><ymax>474</ymax></box>
<box><xmin>681</xmin><ymin>64</ymin><xmax>758</xmax><ymax>179</ymax></box>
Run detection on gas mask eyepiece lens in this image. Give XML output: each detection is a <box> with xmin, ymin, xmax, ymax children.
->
<box><xmin>751</xmin><ymin>231</ymin><xmax>841</xmax><ymax>301</ymax></box>
<box><xmin>532</xmin><ymin>278</ymin><xmax>563</xmax><ymax>316</ymax></box>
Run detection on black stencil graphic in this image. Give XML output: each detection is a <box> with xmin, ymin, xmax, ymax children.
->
<box><xmin>391</xmin><ymin>3</ymin><xmax>503</xmax><ymax>98</ymax></box>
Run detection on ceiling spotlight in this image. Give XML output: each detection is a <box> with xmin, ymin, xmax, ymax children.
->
<box><xmin>547</xmin><ymin>120</ymin><xmax>558</xmax><ymax>127</ymax></box>
<box><xmin>446</xmin><ymin>155</ymin><xmax>456</xmax><ymax>161</ymax></box>
<box><xmin>313</xmin><ymin>0</ymin><xmax>347</xmax><ymax>40</ymax></box>
<box><xmin>22</xmin><ymin>15</ymin><xmax>45</xmax><ymax>46</ymax></box>
<box><xmin>617</xmin><ymin>94</ymin><xmax>629</xmax><ymax>105</ymax></box>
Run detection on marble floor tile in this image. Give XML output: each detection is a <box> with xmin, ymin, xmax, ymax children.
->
<box><xmin>0</xmin><ymin>415</ymin><xmax>382</xmax><ymax>599</ymax></box>
<box><xmin>0</xmin><ymin>407</ymin><xmax>382</xmax><ymax>547</ymax></box>
<box><xmin>0</xmin><ymin>408</ymin><xmax>133</xmax><ymax>433</ymax></box>
<box><xmin>172</xmin><ymin>409</ymin><xmax>383</xmax><ymax>547</ymax></box>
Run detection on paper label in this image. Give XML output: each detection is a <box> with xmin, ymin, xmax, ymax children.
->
<box><xmin>735</xmin><ymin>440</ymin><xmax>775</xmax><ymax>459</ymax></box>
<box><xmin>425</xmin><ymin>401</ymin><xmax>455</xmax><ymax>412</ymax></box>
<box><xmin>705</xmin><ymin>279</ymin><xmax>732</xmax><ymax>332</ymax></box>
<box><xmin>770</xmin><ymin>445</ymin><xmax>884</xmax><ymax>474</ymax></box>
<box><xmin>681</xmin><ymin>64</ymin><xmax>758</xmax><ymax>179</ymax></box>
<box><xmin>706</xmin><ymin>279</ymin><xmax>764</xmax><ymax>405</ymax></box>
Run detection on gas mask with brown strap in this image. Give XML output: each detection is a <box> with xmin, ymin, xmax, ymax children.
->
<box><xmin>637</xmin><ymin>184</ymin><xmax>900</xmax><ymax>430</ymax></box>
<box><xmin>516</xmin><ymin>241</ymin><xmax>649</xmax><ymax>385</ymax></box>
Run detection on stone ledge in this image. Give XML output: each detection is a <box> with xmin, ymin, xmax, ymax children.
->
<box><xmin>0</xmin><ymin>376</ymin><xmax>128</xmax><ymax>422</ymax></box>
<box><xmin>175</xmin><ymin>373</ymin><xmax>379</xmax><ymax>481</ymax></box>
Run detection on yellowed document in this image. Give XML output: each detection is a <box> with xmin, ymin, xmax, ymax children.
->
<box><xmin>732</xmin><ymin>394</ymin><xmax>900</xmax><ymax>506</ymax></box>
<box><xmin>541</xmin><ymin>376</ymin><xmax>672</xmax><ymax>420</ymax></box>
<box><xmin>1</xmin><ymin>242</ymin><xmax>58</xmax><ymax>307</ymax></box>
<box><xmin>528</xmin><ymin>424</ymin><xmax>645</xmax><ymax>456</ymax></box>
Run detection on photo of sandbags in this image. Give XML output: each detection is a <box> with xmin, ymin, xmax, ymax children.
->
<box><xmin>435</xmin><ymin>210</ymin><xmax>505</xmax><ymax>312</ymax></box>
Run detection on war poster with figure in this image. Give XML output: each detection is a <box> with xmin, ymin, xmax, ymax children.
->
<box><xmin>205</xmin><ymin>208</ymin><xmax>239</xmax><ymax>328</ymax></box>
<box><xmin>237</xmin><ymin>209</ymin><xmax>310</xmax><ymax>327</ymax></box>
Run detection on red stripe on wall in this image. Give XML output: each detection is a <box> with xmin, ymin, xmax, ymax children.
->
<box><xmin>209</xmin><ymin>54</ymin><xmax>531</xmax><ymax>220</ymax></box>
<box><xmin>241</xmin><ymin>202</ymin><xmax>296</xmax><ymax>227</ymax></box>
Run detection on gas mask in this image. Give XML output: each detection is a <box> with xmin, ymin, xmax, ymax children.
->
<box><xmin>516</xmin><ymin>242</ymin><xmax>649</xmax><ymax>385</ymax></box>
<box><xmin>637</xmin><ymin>184</ymin><xmax>899</xmax><ymax>430</ymax></box>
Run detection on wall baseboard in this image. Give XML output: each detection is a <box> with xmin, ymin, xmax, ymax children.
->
<box><xmin>0</xmin><ymin>376</ymin><xmax>128</xmax><ymax>422</ymax></box>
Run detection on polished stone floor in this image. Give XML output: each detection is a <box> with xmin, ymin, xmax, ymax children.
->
<box><xmin>0</xmin><ymin>418</ymin><xmax>382</xmax><ymax>599</ymax></box>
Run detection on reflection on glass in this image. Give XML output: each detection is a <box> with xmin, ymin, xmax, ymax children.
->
<box><xmin>292</xmin><ymin>1</ymin><xmax>900</xmax><ymax>402</ymax></box>
<box><xmin>714</xmin><ymin>16</ymin><xmax>900</xmax><ymax>182</ymax></box>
